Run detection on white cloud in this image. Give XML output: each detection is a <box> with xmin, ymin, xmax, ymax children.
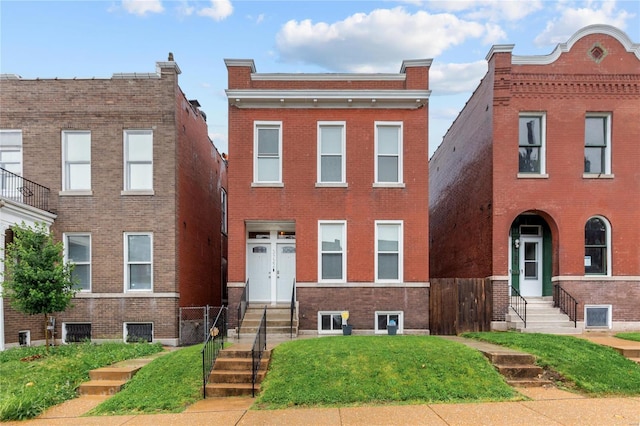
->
<box><xmin>198</xmin><ymin>0</ymin><xmax>233</xmax><ymax>21</ymax></box>
<box><xmin>427</xmin><ymin>0</ymin><xmax>544</xmax><ymax>22</ymax></box>
<box><xmin>275</xmin><ymin>7</ymin><xmax>486</xmax><ymax>72</ymax></box>
<box><xmin>430</xmin><ymin>61</ymin><xmax>487</xmax><ymax>95</ymax></box>
<box><xmin>482</xmin><ymin>22</ymin><xmax>507</xmax><ymax>44</ymax></box>
<box><xmin>534</xmin><ymin>0</ymin><xmax>635</xmax><ymax>46</ymax></box>
<box><xmin>121</xmin><ymin>0</ymin><xmax>164</xmax><ymax>16</ymax></box>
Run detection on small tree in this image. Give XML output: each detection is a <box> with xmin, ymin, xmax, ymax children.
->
<box><xmin>2</xmin><ymin>222</ymin><xmax>76</xmax><ymax>350</ymax></box>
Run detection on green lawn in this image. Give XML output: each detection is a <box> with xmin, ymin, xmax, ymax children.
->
<box><xmin>0</xmin><ymin>342</ymin><xmax>163</xmax><ymax>421</ymax></box>
<box><xmin>616</xmin><ymin>332</ymin><xmax>640</xmax><ymax>342</ymax></box>
<box><xmin>255</xmin><ymin>336</ymin><xmax>519</xmax><ymax>408</ymax></box>
<box><xmin>463</xmin><ymin>332</ymin><xmax>640</xmax><ymax>396</ymax></box>
<box><xmin>88</xmin><ymin>344</ymin><xmax>204</xmax><ymax>415</ymax></box>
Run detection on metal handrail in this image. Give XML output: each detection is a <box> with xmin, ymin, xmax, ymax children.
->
<box><xmin>510</xmin><ymin>285</ymin><xmax>527</xmax><ymax>328</ymax></box>
<box><xmin>553</xmin><ymin>284</ymin><xmax>578</xmax><ymax>327</ymax></box>
<box><xmin>251</xmin><ymin>306</ymin><xmax>267</xmax><ymax>397</ymax></box>
<box><xmin>237</xmin><ymin>279</ymin><xmax>248</xmax><ymax>338</ymax></box>
<box><xmin>289</xmin><ymin>278</ymin><xmax>296</xmax><ymax>338</ymax></box>
<box><xmin>0</xmin><ymin>168</ymin><xmax>52</xmax><ymax>213</ymax></box>
<box><xmin>201</xmin><ymin>306</ymin><xmax>227</xmax><ymax>399</ymax></box>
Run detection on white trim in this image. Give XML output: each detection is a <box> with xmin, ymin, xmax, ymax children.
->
<box><xmin>73</xmin><ymin>292</ymin><xmax>179</xmax><ymax>298</ymax></box>
<box><xmin>485</xmin><ymin>44</ymin><xmax>515</xmax><ymax>61</ymax></box>
<box><xmin>375</xmin><ymin>122</ymin><xmax>403</xmax><ymax>184</ymax></box>
<box><xmin>374</xmin><ymin>311</ymin><xmax>404</xmax><ymax>334</ymax></box>
<box><xmin>373</xmin><ymin>182</ymin><xmax>406</xmax><ymax>188</ymax></box>
<box><xmin>318</xmin><ymin>220</ymin><xmax>347</xmax><ymax>283</ymax></box>
<box><xmin>317</xmin><ymin>311</ymin><xmax>345</xmax><ymax>335</ymax></box>
<box><xmin>400</xmin><ymin>59</ymin><xmax>433</xmax><ymax>72</ymax></box>
<box><xmin>18</xmin><ymin>330</ymin><xmax>30</xmax><ymax>347</ymax></box>
<box><xmin>123</xmin><ymin>129</ymin><xmax>153</xmax><ymax>191</ymax></box>
<box><xmin>224</xmin><ymin>58</ymin><xmax>256</xmax><ymax>72</ymax></box>
<box><xmin>552</xmin><ymin>276</ymin><xmax>639</xmax><ymax>282</ymax></box>
<box><xmin>124</xmin><ymin>232</ymin><xmax>153</xmax><ymax>292</ymax></box>
<box><xmin>253</xmin><ymin>121</ymin><xmax>282</xmax><ymax>184</ymax></box>
<box><xmin>375</xmin><ymin>220</ymin><xmax>404</xmax><ymax>283</ymax></box>
<box><xmin>584</xmin><ymin>112</ymin><xmax>612</xmax><ymax>175</ymax></box>
<box><xmin>518</xmin><ymin>112</ymin><xmax>546</xmax><ymax>175</ymax></box>
<box><xmin>584</xmin><ymin>215</ymin><xmax>612</xmax><ymax>277</ymax></box>
<box><xmin>252</xmin><ymin>74</ymin><xmax>406</xmax><ymax>81</ymax></box>
<box><xmin>221</xmin><ymin>189</ymin><xmax>228</xmax><ymax>235</ymax></box>
<box><xmin>61</xmin><ymin>130</ymin><xmax>91</xmax><ymax>191</ymax></box>
<box><xmin>315</xmin><ymin>182</ymin><xmax>348</xmax><ymax>188</ymax></box>
<box><xmin>64</xmin><ymin>232</ymin><xmax>91</xmax><ymax>292</ymax></box>
<box><xmin>517</xmin><ymin>174</ymin><xmax>549</xmax><ymax>179</ymax></box>
<box><xmin>317</xmin><ymin>121</ymin><xmax>346</xmax><ymax>185</ymax></box>
<box><xmin>583</xmin><ymin>174</ymin><xmax>614</xmax><ymax>179</ymax></box>
<box><xmin>59</xmin><ymin>190</ymin><xmax>94</xmax><ymax>196</ymax></box>
<box><xmin>584</xmin><ymin>304</ymin><xmax>612</xmax><ymax>329</ymax></box>
<box><xmin>296</xmin><ymin>282</ymin><xmax>429</xmax><ymax>288</ymax></box>
<box><xmin>511</xmin><ymin>25</ymin><xmax>640</xmax><ymax>64</ymax></box>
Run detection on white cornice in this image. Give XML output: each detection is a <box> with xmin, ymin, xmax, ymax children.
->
<box><xmin>252</xmin><ymin>73</ymin><xmax>406</xmax><ymax>81</ymax></box>
<box><xmin>226</xmin><ymin>89</ymin><xmax>431</xmax><ymax>109</ymax></box>
<box><xmin>485</xmin><ymin>44</ymin><xmax>515</xmax><ymax>61</ymax></box>
<box><xmin>224</xmin><ymin>58</ymin><xmax>256</xmax><ymax>72</ymax></box>
<box><xmin>512</xmin><ymin>24</ymin><xmax>640</xmax><ymax>65</ymax></box>
<box><xmin>400</xmin><ymin>58</ymin><xmax>433</xmax><ymax>72</ymax></box>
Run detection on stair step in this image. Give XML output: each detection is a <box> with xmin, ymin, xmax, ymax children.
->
<box><xmin>89</xmin><ymin>367</ymin><xmax>141</xmax><ymax>381</ymax></box>
<box><xmin>629</xmin><ymin>358</ymin><xmax>640</xmax><ymax>364</ymax></box>
<box><xmin>213</xmin><ymin>357</ymin><xmax>269</xmax><ymax>371</ymax></box>
<box><xmin>507</xmin><ymin>378</ymin><xmax>554</xmax><ymax>388</ymax></box>
<box><xmin>520</xmin><ymin>327</ymin><xmax>583</xmax><ymax>335</ymax></box>
<box><xmin>78</xmin><ymin>380</ymin><xmax>126</xmax><ymax>396</ymax></box>
<box><xmin>496</xmin><ymin>364</ymin><xmax>543</xmax><ymax>379</ymax></box>
<box><xmin>205</xmin><ymin>383</ymin><xmax>261</xmax><ymax>397</ymax></box>
<box><xmin>218</xmin><ymin>349</ymin><xmax>271</xmax><ymax>359</ymax></box>
<box><xmin>209</xmin><ymin>370</ymin><xmax>266</xmax><ymax>384</ymax></box>
<box><xmin>613</xmin><ymin>348</ymin><xmax>640</xmax><ymax>358</ymax></box>
<box><xmin>483</xmin><ymin>353</ymin><xmax>536</xmax><ymax>366</ymax></box>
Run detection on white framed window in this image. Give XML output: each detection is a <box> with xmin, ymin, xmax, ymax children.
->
<box><xmin>124</xmin><ymin>322</ymin><xmax>153</xmax><ymax>342</ymax></box>
<box><xmin>584</xmin><ymin>216</ymin><xmax>611</xmax><ymax>276</ymax></box>
<box><xmin>318</xmin><ymin>311</ymin><xmax>344</xmax><ymax>334</ymax></box>
<box><xmin>518</xmin><ymin>113</ymin><xmax>546</xmax><ymax>175</ymax></box>
<box><xmin>124</xmin><ymin>130</ymin><xmax>153</xmax><ymax>191</ymax></box>
<box><xmin>254</xmin><ymin>122</ymin><xmax>282</xmax><ymax>184</ymax></box>
<box><xmin>62</xmin><ymin>323</ymin><xmax>92</xmax><ymax>343</ymax></box>
<box><xmin>375</xmin><ymin>221</ymin><xmax>403</xmax><ymax>283</ymax></box>
<box><xmin>221</xmin><ymin>189</ymin><xmax>228</xmax><ymax>234</ymax></box>
<box><xmin>584</xmin><ymin>305</ymin><xmax>612</xmax><ymax>329</ymax></box>
<box><xmin>18</xmin><ymin>330</ymin><xmax>30</xmax><ymax>347</ymax></box>
<box><xmin>62</xmin><ymin>131</ymin><xmax>91</xmax><ymax>191</ymax></box>
<box><xmin>64</xmin><ymin>233</ymin><xmax>91</xmax><ymax>291</ymax></box>
<box><xmin>124</xmin><ymin>232</ymin><xmax>153</xmax><ymax>291</ymax></box>
<box><xmin>0</xmin><ymin>130</ymin><xmax>23</xmax><ymax>197</ymax></box>
<box><xmin>317</xmin><ymin>122</ymin><xmax>346</xmax><ymax>184</ymax></box>
<box><xmin>375</xmin><ymin>311</ymin><xmax>403</xmax><ymax>334</ymax></box>
<box><xmin>375</xmin><ymin>122</ymin><xmax>403</xmax><ymax>184</ymax></box>
<box><xmin>318</xmin><ymin>221</ymin><xmax>346</xmax><ymax>283</ymax></box>
<box><xmin>584</xmin><ymin>113</ymin><xmax>612</xmax><ymax>175</ymax></box>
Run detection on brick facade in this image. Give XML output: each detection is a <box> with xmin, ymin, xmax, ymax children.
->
<box><xmin>0</xmin><ymin>59</ymin><xmax>227</xmax><ymax>348</ymax></box>
<box><xmin>430</xmin><ymin>25</ymin><xmax>640</xmax><ymax>328</ymax></box>
<box><xmin>226</xmin><ymin>59</ymin><xmax>431</xmax><ymax>334</ymax></box>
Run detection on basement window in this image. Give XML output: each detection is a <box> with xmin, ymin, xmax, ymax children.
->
<box><xmin>63</xmin><ymin>323</ymin><xmax>92</xmax><ymax>343</ymax></box>
<box><xmin>18</xmin><ymin>330</ymin><xmax>30</xmax><ymax>347</ymax></box>
<box><xmin>375</xmin><ymin>311</ymin><xmax>403</xmax><ymax>334</ymax></box>
<box><xmin>318</xmin><ymin>312</ymin><xmax>344</xmax><ymax>335</ymax></box>
<box><xmin>125</xmin><ymin>322</ymin><xmax>153</xmax><ymax>343</ymax></box>
<box><xmin>584</xmin><ymin>305</ymin><xmax>612</xmax><ymax>329</ymax></box>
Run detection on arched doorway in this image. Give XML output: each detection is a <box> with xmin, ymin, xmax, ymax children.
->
<box><xmin>509</xmin><ymin>214</ymin><xmax>553</xmax><ymax>297</ymax></box>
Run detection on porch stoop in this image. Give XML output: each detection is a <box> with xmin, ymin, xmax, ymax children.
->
<box><xmin>205</xmin><ymin>345</ymin><xmax>271</xmax><ymax>397</ymax></box>
<box><xmin>239</xmin><ymin>305</ymin><xmax>298</xmax><ymax>338</ymax></box>
<box><xmin>78</xmin><ymin>366</ymin><xmax>142</xmax><ymax>396</ymax></box>
<box><xmin>507</xmin><ymin>298</ymin><xmax>583</xmax><ymax>334</ymax></box>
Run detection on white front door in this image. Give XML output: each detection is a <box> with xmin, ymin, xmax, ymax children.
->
<box><xmin>519</xmin><ymin>236</ymin><xmax>543</xmax><ymax>297</ymax></box>
<box><xmin>247</xmin><ymin>238</ymin><xmax>296</xmax><ymax>305</ymax></box>
<box><xmin>276</xmin><ymin>243</ymin><xmax>296</xmax><ymax>303</ymax></box>
<box><xmin>248</xmin><ymin>243</ymin><xmax>271</xmax><ymax>303</ymax></box>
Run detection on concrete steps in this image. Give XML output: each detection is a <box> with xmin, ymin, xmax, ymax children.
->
<box><xmin>239</xmin><ymin>305</ymin><xmax>298</xmax><ymax>337</ymax></box>
<box><xmin>205</xmin><ymin>346</ymin><xmax>271</xmax><ymax>397</ymax></box>
<box><xmin>485</xmin><ymin>352</ymin><xmax>552</xmax><ymax>388</ymax></box>
<box><xmin>507</xmin><ymin>299</ymin><xmax>583</xmax><ymax>335</ymax></box>
<box><xmin>78</xmin><ymin>366</ymin><xmax>142</xmax><ymax>396</ymax></box>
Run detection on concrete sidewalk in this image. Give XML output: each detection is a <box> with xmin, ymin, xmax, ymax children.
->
<box><xmin>5</xmin><ymin>393</ymin><xmax>639</xmax><ymax>425</ymax></box>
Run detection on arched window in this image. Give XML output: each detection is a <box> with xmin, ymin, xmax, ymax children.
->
<box><xmin>585</xmin><ymin>217</ymin><xmax>610</xmax><ymax>275</ymax></box>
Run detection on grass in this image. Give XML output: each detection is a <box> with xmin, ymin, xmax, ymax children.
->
<box><xmin>0</xmin><ymin>342</ymin><xmax>163</xmax><ymax>421</ymax></box>
<box><xmin>255</xmin><ymin>336</ymin><xmax>518</xmax><ymax>408</ymax></box>
<box><xmin>88</xmin><ymin>344</ymin><xmax>204</xmax><ymax>415</ymax></box>
<box><xmin>463</xmin><ymin>332</ymin><xmax>640</xmax><ymax>396</ymax></box>
<box><xmin>616</xmin><ymin>332</ymin><xmax>640</xmax><ymax>342</ymax></box>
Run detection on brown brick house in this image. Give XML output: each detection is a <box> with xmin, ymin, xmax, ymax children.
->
<box><xmin>0</xmin><ymin>58</ymin><xmax>228</xmax><ymax>349</ymax></box>
<box><xmin>225</xmin><ymin>59</ymin><xmax>431</xmax><ymax>335</ymax></box>
<box><xmin>429</xmin><ymin>25</ymin><xmax>640</xmax><ymax>332</ymax></box>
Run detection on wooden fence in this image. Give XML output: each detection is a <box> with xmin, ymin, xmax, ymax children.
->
<box><xmin>429</xmin><ymin>278</ymin><xmax>492</xmax><ymax>335</ymax></box>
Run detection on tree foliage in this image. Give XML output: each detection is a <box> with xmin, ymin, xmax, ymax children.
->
<box><xmin>2</xmin><ymin>222</ymin><xmax>76</xmax><ymax>346</ymax></box>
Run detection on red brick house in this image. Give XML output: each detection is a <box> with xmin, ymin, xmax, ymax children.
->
<box><xmin>226</xmin><ymin>59</ymin><xmax>431</xmax><ymax>335</ymax></box>
<box><xmin>0</xmin><ymin>58</ymin><xmax>228</xmax><ymax>349</ymax></box>
<box><xmin>429</xmin><ymin>25</ymin><xmax>640</xmax><ymax>332</ymax></box>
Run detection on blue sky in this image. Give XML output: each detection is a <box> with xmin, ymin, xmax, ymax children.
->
<box><xmin>1</xmin><ymin>1</ymin><xmax>639</xmax><ymax>156</ymax></box>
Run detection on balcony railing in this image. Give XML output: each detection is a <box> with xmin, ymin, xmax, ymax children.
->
<box><xmin>0</xmin><ymin>168</ymin><xmax>52</xmax><ymax>213</ymax></box>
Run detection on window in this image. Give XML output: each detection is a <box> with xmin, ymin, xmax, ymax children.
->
<box><xmin>254</xmin><ymin>122</ymin><xmax>282</xmax><ymax>184</ymax></box>
<box><xmin>318</xmin><ymin>312</ymin><xmax>344</xmax><ymax>334</ymax></box>
<box><xmin>124</xmin><ymin>130</ymin><xmax>153</xmax><ymax>191</ymax></box>
<box><xmin>375</xmin><ymin>311</ymin><xmax>403</xmax><ymax>334</ymax></box>
<box><xmin>584</xmin><ymin>305</ymin><xmax>612</xmax><ymax>329</ymax></box>
<box><xmin>62</xmin><ymin>131</ymin><xmax>91</xmax><ymax>191</ymax></box>
<box><xmin>18</xmin><ymin>331</ymin><xmax>30</xmax><ymax>347</ymax></box>
<box><xmin>317</xmin><ymin>122</ymin><xmax>345</xmax><ymax>184</ymax></box>
<box><xmin>518</xmin><ymin>114</ymin><xmax>545</xmax><ymax>174</ymax></box>
<box><xmin>375</xmin><ymin>122</ymin><xmax>403</xmax><ymax>184</ymax></box>
<box><xmin>318</xmin><ymin>221</ymin><xmax>346</xmax><ymax>282</ymax></box>
<box><xmin>64</xmin><ymin>233</ymin><xmax>91</xmax><ymax>291</ymax></box>
<box><xmin>0</xmin><ymin>130</ymin><xmax>22</xmax><ymax>197</ymax></box>
<box><xmin>124</xmin><ymin>323</ymin><xmax>153</xmax><ymax>342</ymax></box>
<box><xmin>221</xmin><ymin>189</ymin><xmax>228</xmax><ymax>234</ymax></box>
<box><xmin>63</xmin><ymin>323</ymin><xmax>92</xmax><ymax>343</ymax></box>
<box><xmin>125</xmin><ymin>233</ymin><xmax>152</xmax><ymax>291</ymax></box>
<box><xmin>375</xmin><ymin>221</ymin><xmax>403</xmax><ymax>282</ymax></box>
<box><xmin>584</xmin><ymin>114</ymin><xmax>611</xmax><ymax>175</ymax></box>
<box><xmin>585</xmin><ymin>217</ymin><xmax>610</xmax><ymax>275</ymax></box>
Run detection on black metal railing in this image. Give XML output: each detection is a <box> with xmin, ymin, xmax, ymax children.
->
<box><xmin>289</xmin><ymin>278</ymin><xmax>296</xmax><ymax>338</ymax></box>
<box><xmin>510</xmin><ymin>285</ymin><xmax>527</xmax><ymax>328</ymax></box>
<box><xmin>237</xmin><ymin>279</ymin><xmax>249</xmax><ymax>338</ymax></box>
<box><xmin>0</xmin><ymin>168</ymin><xmax>52</xmax><ymax>212</ymax></box>
<box><xmin>553</xmin><ymin>284</ymin><xmax>578</xmax><ymax>327</ymax></box>
<box><xmin>251</xmin><ymin>306</ymin><xmax>267</xmax><ymax>397</ymax></box>
<box><xmin>201</xmin><ymin>306</ymin><xmax>227</xmax><ymax>398</ymax></box>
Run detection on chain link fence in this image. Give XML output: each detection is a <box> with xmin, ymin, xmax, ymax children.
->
<box><xmin>179</xmin><ymin>306</ymin><xmax>225</xmax><ymax>346</ymax></box>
